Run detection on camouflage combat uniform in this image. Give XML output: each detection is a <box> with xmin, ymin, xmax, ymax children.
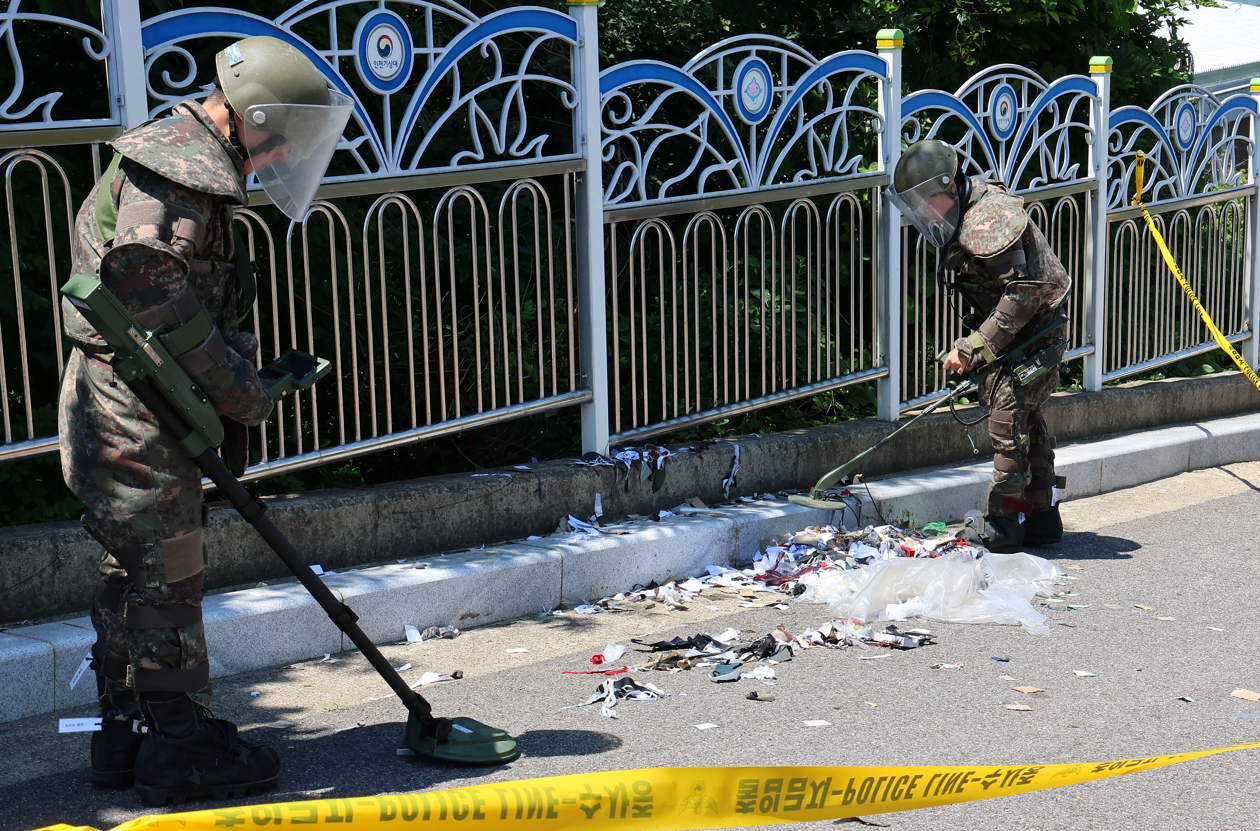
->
<box><xmin>58</xmin><ymin>100</ymin><xmax>273</xmax><ymax>718</ymax></box>
<box><xmin>942</xmin><ymin>178</ymin><xmax>1071</xmax><ymax>517</ymax></box>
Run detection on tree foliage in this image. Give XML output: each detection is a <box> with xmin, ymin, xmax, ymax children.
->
<box><xmin>598</xmin><ymin>0</ymin><xmax>1198</xmax><ymax>108</ymax></box>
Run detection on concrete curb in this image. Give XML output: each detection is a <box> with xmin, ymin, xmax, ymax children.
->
<box><xmin>4</xmin><ymin>410</ymin><xmax>1258</xmax><ymax>723</ymax></box>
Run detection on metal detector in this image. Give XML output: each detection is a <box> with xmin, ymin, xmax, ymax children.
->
<box><xmin>789</xmin><ymin>315</ymin><xmax>1068</xmax><ymax>512</ymax></box>
<box><xmin>62</xmin><ymin>273</ymin><xmax>520</xmax><ymax>766</ymax></box>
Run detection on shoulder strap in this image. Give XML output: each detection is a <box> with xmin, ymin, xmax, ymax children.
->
<box><xmin>94</xmin><ymin>153</ymin><xmax>125</xmax><ymax>245</ymax></box>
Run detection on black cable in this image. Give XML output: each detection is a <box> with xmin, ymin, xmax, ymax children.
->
<box><xmin>861</xmin><ymin>477</ymin><xmax>888</xmax><ymax>526</ymax></box>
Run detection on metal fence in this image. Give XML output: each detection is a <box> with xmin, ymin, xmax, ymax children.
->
<box><xmin>2</xmin><ymin>3</ymin><xmax>1258</xmax><ymax>477</ymax></box>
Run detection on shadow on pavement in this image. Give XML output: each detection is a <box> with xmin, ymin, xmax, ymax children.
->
<box><xmin>3</xmin><ymin>722</ymin><xmax>609</xmax><ymax>831</ymax></box>
<box><xmin>514</xmin><ymin>729</ymin><xmax>623</xmax><ymax>757</ymax></box>
<box><xmin>1032</xmin><ymin>531</ymin><xmax>1141</xmax><ymax>560</ymax></box>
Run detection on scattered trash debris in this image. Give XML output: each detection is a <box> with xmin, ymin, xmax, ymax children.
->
<box><xmin>802</xmin><ymin>720</ymin><xmax>832</xmax><ymax>727</ymax></box>
<box><xmin>310</xmin><ymin>565</ymin><xmax>324</xmax><ymax>575</ymax></box>
<box><xmin>411</xmin><ymin>672</ymin><xmax>451</xmax><ymax>687</ymax></box>
<box><xmin>1176</xmin><ymin>696</ymin><xmax>1194</xmax><ymax>702</ymax></box>
<box><xmin>773</xmin><ymin>524</ymin><xmax>1063</xmax><ymax>634</ymax></box>
<box><xmin>992</xmin><ymin>656</ymin><xmax>1011</xmax><ymax>662</ymax></box>
<box><xmin>420</xmin><ymin>626</ymin><xmax>459</xmax><ymax>641</ymax></box>
<box><xmin>746</xmin><ymin>691</ymin><xmax>774</xmax><ymax>702</ymax></box>
<box><xmin>722</xmin><ymin>444</ymin><xmax>740</xmax><ymax>499</ymax></box>
<box><xmin>1232</xmin><ymin>689</ymin><xmax>1260</xmax><ymax>702</ymax></box>
<box><xmin>506</xmin><ymin>648</ymin><xmax>530</xmax><ymax>654</ymax></box>
<box><xmin>265</xmin><ymin>721</ymin><xmax>295</xmax><ymax>728</ymax></box>
<box><xmin>1135</xmin><ymin>604</ymin><xmax>1153</xmax><ymax>610</ymax></box>
<box><xmin>742</xmin><ymin>666</ymin><xmax>776</xmax><ymax>681</ymax></box>
<box><xmin>397</xmin><ymin>748</ymin><xmax>416</xmax><ymax>756</ymax></box>
<box><xmin>1156</xmin><ymin>616</ymin><xmax>1176</xmax><ymax>621</ymax></box>
<box><xmin>695</xmin><ymin>723</ymin><xmax>719</xmax><ymax>730</ymax></box>
<box><xmin>1208</xmin><ymin>627</ymin><xmax>1225</xmax><ymax>632</ymax></box>
<box><xmin>999</xmin><ymin>675</ymin><xmax>1016</xmax><ymax>681</ymax></box>
<box><xmin>392</xmin><ymin>663</ymin><xmax>412</xmax><ymax>672</ymax></box>
<box><xmin>1073</xmin><ymin>671</ymin><xmax>1096</xmax><ymax>677</ymax></box>
<box><xmin>834</xmin><ymin>817</ymin><xmax>891</xmax><ymax>828</ymax></box>
<box><xmin>332</xmin><ymin>721</ymin><xmax>366</xmax><ymax>733</ymax></box>
<box><xmin>1005</xmin><ymin>704</ymin><xmax>1033</xmax><ymax>711</ymax></box>
<box><xmin>320</xmin><ymin>653</ymin><xmax>331</xmax><ymax>662</ymax></box>
<box><xmin>932</xmin><ymin>663</ymin><xmax>964</xmax><ymax>670</ymax></box>
<box><xmin>1013</xmin><ymin>686</ymin><xmax>1043</xmax><ymax>694</ymax></box>
<box><xmin>564</xmin><ymin>676</ymin><xmax>671</xmax><ymax>718</ymax></box>
<box><xmin>59</xmin><ymin>718</ymin><xmax>102</xmax><ymax>733</ymax></box>
<box><xmin>250</xmin><ymin>691</ymin><xmax>261</xmax><ymax>697</ymax></box>
<box><xmin>403</xmin><ymin>625</ymin><xmax>423</xmax><ymax>644</ymax></box>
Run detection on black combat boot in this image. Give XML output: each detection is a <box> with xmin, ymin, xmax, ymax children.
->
<box><xmin>960</xmin><ymin>495</ymin><xmax>1033</xmax><ymax>552</ymax></box>
<box><xmin>1023</xmin><ymin>505</ymin><xmax>1063</xmax><ymax>546</ymax></box>
<box><xmin>960</xmin><ymin>510</ymin><xmax>1026</xmax><ymax>552</ymax></box>
<box><xmin>91</xmin><ymin>676</ymin><xmax>146</xmax><ymax>789</ymax></box>
<box><xmin>134</xmin><ymin>693</ymin><xmax>280</xmax><ymax>806</ymax></box>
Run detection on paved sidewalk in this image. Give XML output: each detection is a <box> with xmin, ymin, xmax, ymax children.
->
<box><xmin>5</xmin><ymin>464</ymin><xmax>1260</xmax><ymax>831</ymax></box>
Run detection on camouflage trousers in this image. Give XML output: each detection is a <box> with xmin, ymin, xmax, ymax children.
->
<box><xmin>981</xmin><ymin>364</ymin><xmax>1059</xmax><ymax>516</ymax></box>
<box><xmin>59</xmin><ymin>348</ymin><xmax>212</xmax><ymax>710</ymax></box>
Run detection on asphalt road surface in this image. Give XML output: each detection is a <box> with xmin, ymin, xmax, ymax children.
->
<box><xmin>4</xmin><ymin>464</ymin><xmax>1260</xmax><ymax>831</ymax></box>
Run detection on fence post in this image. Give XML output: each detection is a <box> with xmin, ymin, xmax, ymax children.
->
<box><xmin>1082</xmin><ymin>56</ymin><xmax>1112</xmax><ymax>392</ymax></box>
<box><xmin>875</xmin><ymin>29</ymin><xmax>904</xmax><ymax>422</ymax></box>
<box><xmin>568</xmin><ymin>0</ymin><xmax>610</xmax><ymax>455</ymax></box>
<box><xmin>1245</xmin><ymin>77</ymin><xmax>1260</xmax><ymax>371</ymax></box>
<box><xmin>103</xmin><ymin>0</ymin><xmax>150</xmax><ymax>130</ymax></box>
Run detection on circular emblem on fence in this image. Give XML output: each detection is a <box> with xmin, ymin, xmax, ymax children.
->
<box><xmin>354</xmin><ymin>9</ymin><xmax>413</xmax><ymax>94</ymax></box>
<box><xmin>989</xmin><ymin>84</ymin><xmax>1018</xmax><ymax>140</ymax></box>
<box><xmin>1174</xmin><ymin>101</ymin><xmax>1197</xmax><ymax>151</ymax></box>
<box><xmin>734</xmin><ymin>57</ymin><xmax>773</xmax><ymax>125</ymax></box>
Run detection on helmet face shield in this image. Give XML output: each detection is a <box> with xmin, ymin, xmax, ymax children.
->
<box><xmin>888</xmin><ymin>173</ymin><xmax>959</xmax><ymax>248</ymax></box>
<box><xmin>241</xmin><ymin>91</ymin><xmax>354</xmax><ymax>221</ymax></box>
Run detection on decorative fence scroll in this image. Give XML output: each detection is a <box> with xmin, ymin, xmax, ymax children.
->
<box><xmin>600</xmin><ymin>36</ymin><xmax>888</xmax><ymax>442</ymax></box>
<box><xmin>1105</xmin><ymin>85</ymin><xmax>1257</xmax><ymax>380</ymax></box>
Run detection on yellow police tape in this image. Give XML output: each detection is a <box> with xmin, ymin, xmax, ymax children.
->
<box><xmin>31</xmin><ymin>740</ymin><xmax>1260</xmax><ymax>831</ymax></box>
<box><xmin>1133</xmin><ymin>151</ymin><xmax>1260</xmax><ymax>391</ymax></box>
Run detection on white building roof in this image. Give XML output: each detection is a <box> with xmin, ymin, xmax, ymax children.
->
<box><xmin>1176</xmin><ymin>1</ymin><xmax>1260</xmax><ymax>93</ymax></box>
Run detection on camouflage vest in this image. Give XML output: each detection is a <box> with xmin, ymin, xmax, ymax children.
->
<box><xmin>943</xmin><ymin>178</ymin><xmax>1068</xmax><ymax>323</ymax></box>
<box><xmin>62</xmin><ymin>101</ymin><xmax>252</xmax><ymax>349</ymax></box>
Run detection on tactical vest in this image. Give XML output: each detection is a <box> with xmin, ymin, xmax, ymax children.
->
<box><xmin>62</xmin><ymin>102</ymin><xmax>255</xmax><ymax>359</ymax></box>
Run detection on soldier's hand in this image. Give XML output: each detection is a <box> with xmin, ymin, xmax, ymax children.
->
<box><xmin>942</xmin><ymin>348</ymin><xmax>970</xmax><ymax>375</ymax></box>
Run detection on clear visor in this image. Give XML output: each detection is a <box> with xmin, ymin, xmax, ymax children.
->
<box><xmin>242</xmin><ymin>91</ymin><xmax>354</xmax><ymax>222</ymax></box>
<box><xmin>887</xmin><ymin>174</ymin><xmax>960</xmax><ymax>248</ymax></box>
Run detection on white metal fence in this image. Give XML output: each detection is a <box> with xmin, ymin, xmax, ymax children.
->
<box><xmin>1</xmin><ymin>2</ymin><xmax>1257</xmax><ymax>474</ymax></box>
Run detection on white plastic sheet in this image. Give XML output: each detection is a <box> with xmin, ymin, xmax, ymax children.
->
<box><xmin>800</xmin><ymin>552</ymin><xmax>1061</xmax><ymax>635</ymax></box>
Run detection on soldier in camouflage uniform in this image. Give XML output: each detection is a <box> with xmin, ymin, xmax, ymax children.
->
<box><xmin>890</xmin><ymin>139</ymin><xmax>1071</xmax><ymax>552</ymax></box>
<box><xmin>59</xmin><ymin>36</ymin><xmax>351</xmax><ymax>805</ymax></box>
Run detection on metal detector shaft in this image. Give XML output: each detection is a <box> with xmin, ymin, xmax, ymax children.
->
<box><xmin>124</xmin><ymin>375</ymin><xmax>434</xmax><ymax>726</ymax></box>
<box><xmin>803</xmin><ymin>381</ymin><xmax>975</xmax><ymax>496</ymax></box>
<box><xmin>792</xmin><ymin>314</ymin><xmax>1066</xmax><ymax>505</ymax></box>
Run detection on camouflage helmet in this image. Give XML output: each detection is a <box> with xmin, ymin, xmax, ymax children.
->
<box><xmin>889</xmin><ymin>140</ymin><xmax>963</xmax><ymax>248</ymax></box>
<box><xmin>213</xmin><ymin>37</ymin><xmax>354</xmax><ymax>222</ymax></box>
<box><xmin>893</xmin><ymin>139</ymin><xmax>959</xmax><ymax>194</ymax></box>
<box><xmin>215</xmin><ymin>36</ymin><xmax>332</xmax><ymax>120</ymax></box>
